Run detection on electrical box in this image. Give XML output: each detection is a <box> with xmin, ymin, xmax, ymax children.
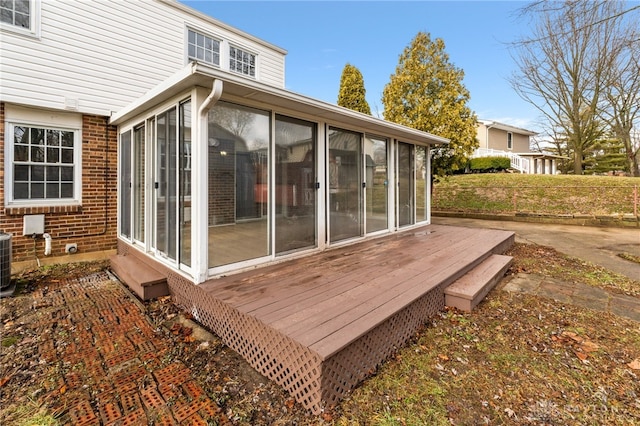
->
<box><xmin>23</xmin><ymin>214</ymin><xmax>45</xmax><ymax>236</ymax></box>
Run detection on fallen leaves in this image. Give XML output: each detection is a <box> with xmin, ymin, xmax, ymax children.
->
<box><xmin>628</xmin><ymin>358</ymin><xmax>640</xmax><ymax>370</ymax></box>
<box><xmin>552</xmin><ymin>330</ymin><xmax>600</xmax><ymax>361</ymax></box>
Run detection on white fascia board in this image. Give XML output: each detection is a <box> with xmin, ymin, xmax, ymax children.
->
<box><xmin>111</xmin><ymin>62</ymin><xmax>449</xmax><ymax>146</ymax></box>
<box><xmin>479</xmin><ymin>119</ymin><xmax>537</xmax><ymax>136</ymax></box>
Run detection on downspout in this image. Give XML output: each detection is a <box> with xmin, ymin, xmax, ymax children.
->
<box><xmin>193</xmin><ymin>79</ymin><xmax>223</xmax><ymax>284</ymax></box>
<box><xmin>485</xmin><ymin>121</ymin><xmax>496</xmax><ymax>151</ymax></box>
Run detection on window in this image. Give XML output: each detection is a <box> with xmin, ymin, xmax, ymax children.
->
<box><xmin>507</xmin><ymin>132</ymin><xmax>513</xmax><ymax>150</ymax></box>
<box><xmin>187</xmin><ymin>29</ymin><xmax>220</xmax><ymax>66</ymax></box>
<box><xmin>10</xmin><ymin>124</ymin><xmax>78</xmax><ymax>203</ymax></box>
<box><xmin>229</xmin><ymin>45</ymin><xmax>256</xmax><ymax>77</ymax></box>
<box><xmin>1</xmin><ymin>0</ymin><xmax>30</xmax><ymax>29</ymax></box>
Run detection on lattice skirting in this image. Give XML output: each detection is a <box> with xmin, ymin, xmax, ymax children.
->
<box><xmin>166</xmin><ymin>272</ymin><xmax>445</xmax><ymax>414</ymax></box>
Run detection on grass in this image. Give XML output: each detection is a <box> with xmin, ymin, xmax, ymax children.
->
<box><xmin>336</xmin><ymin>243</ymin><xmax>640</xmax><ymax>425</ymax></box>
<box><xmin>433</xmin><ymin>174</ymin><xmax>639</xmax><ymax>216</ymax></box>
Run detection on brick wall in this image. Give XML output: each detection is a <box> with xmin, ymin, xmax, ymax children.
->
<box><xmin>0</xmin><ymin>102</ymin><xmax>118</xmax><ymax>262</ymax></box>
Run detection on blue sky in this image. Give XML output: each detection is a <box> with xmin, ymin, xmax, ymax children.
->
<box><xmin>182</xmin><ymin>1</ymin><xmax>541</xmax><ymax>132</ymax></box>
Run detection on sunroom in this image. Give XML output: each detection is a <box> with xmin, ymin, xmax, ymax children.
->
<box><xmin>109</xmin><ymin>63</ymin><xmax>517</xmax><ymax>413</ymax></box>
<box><xmin>111</xmin><ymin>62</ymin><xmax>449</xmax><ymax>287</ymax></box>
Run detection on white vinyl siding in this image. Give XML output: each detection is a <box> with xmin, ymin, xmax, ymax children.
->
<box><xmin>0</xmin><ymin>0</ymin><xmax>286</xmax><ymax>116</ymax></box>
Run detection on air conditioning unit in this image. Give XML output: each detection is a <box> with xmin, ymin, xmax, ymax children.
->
<box><xmin>0</xmin><ymin>233</ymin><xmax>13</xmax><ymax>297</ymax></box>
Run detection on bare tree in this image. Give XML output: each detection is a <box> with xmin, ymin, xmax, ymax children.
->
<box><xmin>600</xmin><ymin>31</ymin><xmax>640</xmax><ymax>176</ymax></box>
<box><xmin>509</xmin><ymin>1</ymin><xmax>628</xmax><ymax>174</ymax></box>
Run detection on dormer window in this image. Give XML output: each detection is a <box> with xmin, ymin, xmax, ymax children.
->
<box><xmin>229</xmin><ymin>45</ymin><xmax>256</xmax><ymax>77</ymax></box>
<box><xmin>187</xmin><ymin>29</ymin><xmax>220</xmax><ymax>66</ymax></box>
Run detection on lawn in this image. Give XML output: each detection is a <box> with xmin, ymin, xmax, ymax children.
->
<box><xmin>433</xmin><ymin>174</ymin><xmax>639</xmax><ymax>216</ymax></box>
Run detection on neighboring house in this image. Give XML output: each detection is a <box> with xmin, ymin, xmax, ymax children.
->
<box><xmin>474</xmin><ymin>120</ymin><xmax>561</xmax><ymax>174</ymax></box>
<box><xmin>477</xmin><ymin>119</ymin><xmax>535</xmax><ymax>153</ymax></box>
<box><xmin>1</xmin><ymin>0</ymin><xmax>447</xmax><ymax>277</ymax></box>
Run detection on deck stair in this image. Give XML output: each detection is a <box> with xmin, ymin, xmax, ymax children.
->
<box><xmin>110</xmin><ymin>252</ymin><xmax>169</xmax><ymax>301</ymax></box>
<box><xmin>444</xmin><ymin>254</ymin><xmax>513</xmax><ymax>311</ymax></box>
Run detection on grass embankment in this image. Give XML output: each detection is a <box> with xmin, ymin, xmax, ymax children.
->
<box><xmin>433</xmin><ymin>174</ymin><xmax>639</xmax><ymax>216</ymax></box>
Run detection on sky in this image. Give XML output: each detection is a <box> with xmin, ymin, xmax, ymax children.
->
<box><xmin>182</xmin><ymin>1</ymin><xmax>542</xmax><ymax>132</ymax></box>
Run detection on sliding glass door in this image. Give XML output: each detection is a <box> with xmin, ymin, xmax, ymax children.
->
<box><xmin>328</xmin><ymin>127</ymin><xmax>363</xmax><ymax>243</ymax></box>
<box><xmin>397</xmin><ymin>142</ymin><xmax>415</xmax><ymax>227</ymax></box>
<box><xmin>208</xmin><ymin>101</ymin><xmax>271</xmax><ymax>268</ymax></box>
<box><xmin>275</xmin><ymin>115</ymin><xmax>316</xmax><ymax>255</ymax></box>
<box><xmin>365</xmin><ymin>135</ymin><xmax>388</xmax><ymax>233</ymax></box>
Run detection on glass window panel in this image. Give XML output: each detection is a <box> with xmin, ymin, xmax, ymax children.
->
<box><xmin>14</xmin><ymin>183</ymin><xmax>29</xmax><ymax>199</ymax></box>
<box><xmin>14</xmin><ymin>145</ymin><xmax>28</xmax><ymax>161</ymax></box>
<box><xmin>120</xmin><ymin>130</ymin><xmax>132</xmax><ymax>239</ymax></box>
<box><xmin>46</xmin><ymin>183</ymin><xmax>59</xmax><ymax>198</ymax></box>
<box><xmin>188</xmin><ymin>44</ymin><xmax>195</xmax><ymax>58</ymax></box>
<box><xmin>61</xmin><ymin>183</ymin><xmax>73</xmax><ymax>198</ymax></box>
<box><xmin>188</xmin><ymin>29</ymin><xmax>195</xmax><ymax>44</ymax></box>
<box><xmin>31</xmin><ymin>183</ymin><xmax>44</xmax><ymax>198</ymax></box>
<box><xmin>61</xmin><ymin>148</ymin><xmax>73</xmax><ymax>163</ymax></box>
<box><xmin>14</xmin><ymin>126</ymin><xmax>27</xmax><ymax>144</ymax></box>
<box><xmin>14</xmin><ymin>165</ymin><xmax>29</xmax><ymax>181</ymax></box>
<box><xmin>61</xmin><ymin>166</ymin><xmax>73</xmax><ymax>181</ymax></box>
<box><xmin>416</xmin><ymin>146</ymin><xmax>428</xmax><ymax>222</ymax></box>
<box><xmin>47</xmin><ymin>147</ymin><xmax>59</xmax><ymax>163</ymax></box>
<box><xmin>275</xmin><ymin>114</ymin><xmax>316</xmax><ymax>255</ymax></box>
<box><xmin>15</xmin><ymin>12</ymin><xmax>28</xmax><ymax>28</ymax></box>
<box><xmin>197</xmin><ymin>46</ymin><xmax>204</xmax><ymax>60</ymax></box>
<box><xmin>32</xmin><ymin>165</ymin><xmax>44</xmax><ymax>181</ymax></box>
<box><xmin>365</xmin><ymin>135</ymin><xmax>388</xmax><ymax>233</ymax></box>
<box><xmin>61</xmin><ymin>131</ymin><xmax>73</xmax><ymax>147</ymax></box>
<box><xmin>328</xmin><ymin>127</ymin><xmax>363</xmax><ymax>242</ymax></box>
<box><xmin>15</xmin><ymin>0</ymin><xmax>29</xmax><ymax>14</ymax></box>
<box><xmin>31</xmin><ymin>146</ymin><xmax>44</xmax><ymax>162</ymax></box>
<box><xmin>31</xmin><ymin>128</ymin><xmax>44</xmax><ymax>145</ymax></box>
<box><xmin>197</xmin><ymin>33</ymin><xmax>204</xmax><ymax>46</ymax></box>
<box><xmin>0</xmin><ymin>9</ymin><xmax>12</xmax><ymax>25</ymax></box>
<box><xmin>397</xmin><ymin>142</ymin><xmax>415</xmax><ymax>227</ymax></box>
<box><xmin>133</xmin><ymin>125</ymin><xmax>145</xmax><ymax>244</ymax></box>
<box><xmin>208</xmin><ymin>101</ymin><xmax>270</xmax><ymax>267</ymax></box>
<box><xmin>205</xmin><ymin>50</ymin><xmax>212</xmax><ymax>63</ymax></box>
<box><xmin>47</xmin><ymin>130</ymin><xmax>60</xmax><ymax>146</ymax></box>
<box><xmin>179</xmin><ymin>101</ymin><xmax>191</xmax><ymax>267</ymax></box>
<box><xmin>47</xmin><ymin>166</ymin><xmax>60</xmax><ymax>181</ymax></box>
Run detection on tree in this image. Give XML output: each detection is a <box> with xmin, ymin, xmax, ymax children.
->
<box><xmin>509</xmin><ymin>1</ymin><xmax>634</xmax><ymax>174</ymax></box>
<box><xmin>337</xmin><ymin>63</ymin><xmax>371</xmax><ymax>115</ymax></box>
<box><xmin>600</xmin><ymin>27</ymin><xmax>640</xmax><ymax>176</ymax></box>
<box><xmin>382</xmin><ymin>32</ymin><xmax>478</xmax><ymax>175</ymax></box>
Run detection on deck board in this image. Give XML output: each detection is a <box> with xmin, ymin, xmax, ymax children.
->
<box><xmin>169</xmin><ymin>224</ymin><xmax>515</xmax><ymax>413</ymax></box>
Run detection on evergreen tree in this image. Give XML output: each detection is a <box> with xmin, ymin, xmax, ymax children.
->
<box><xmin>337</xmin><ymin>63</ymin><xmax>371</xmax><ymax>115</ymax></box>
<box><xmin>382</xmin><ymin>32</ymin><xmax>478</xmax><ymax>175</ymax></box>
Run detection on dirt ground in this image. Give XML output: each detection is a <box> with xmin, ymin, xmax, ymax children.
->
<box><xmin>1</xmin><ymin>242</ymin><xmax>639</xmax><ymax>425</ymax></box>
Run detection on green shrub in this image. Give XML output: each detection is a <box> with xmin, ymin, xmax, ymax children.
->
<box><xmin>469</xmin><ymin>156</ymin><xmax>510</xmax><ymax>172</ymax></box>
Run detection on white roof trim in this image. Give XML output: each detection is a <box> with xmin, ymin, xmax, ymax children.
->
<box><xmin>479</xmin><ymin>119</ymin><xmax>537</xmax><ymax>136</ymax></box>
<box><xmin>111</xmin><ymin>62</ymin><xmax>449</xmax><ymax>146</ymax></box>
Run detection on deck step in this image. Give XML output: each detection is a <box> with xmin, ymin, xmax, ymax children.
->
<box><xmin>444</xmin><ymin>254</ymin><xmax>513</xmax><ymax>312</ymax></box>
<box><xmin>110</xmin><ymin>254</ymin><xmax>169</xmax><ymax>301</ymax></box>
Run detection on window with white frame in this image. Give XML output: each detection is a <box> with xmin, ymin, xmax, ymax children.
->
<box><xmin>1</xmin><ymin>0</ymin><xmax>30</xmax><ymax>28</ymax></box>
<box><xmin>229</xmin><ymin>45</ymin><xmax>256</xmax><ymax>77</ymax></box>
<box><xmin>187</xmin><ymin>28</ymin><xmax>220</xmax><ymax>66</ymax></box>
<box><xmin>9</xmin><ymin>124</ymin><xmax>79</xmax><ymax>203</ymax></box>
<box><xmin>507</xmin><ymin>132</ymin><xmax>513</xmax><ymax>150</ymax></box>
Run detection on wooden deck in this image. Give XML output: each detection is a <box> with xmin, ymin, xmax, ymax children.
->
<box><xmin>163</xmin><ymin>224</ymin><xmax>515</xmax><ymax>414</ymax></box>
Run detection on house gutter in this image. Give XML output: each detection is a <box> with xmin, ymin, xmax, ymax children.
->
<box><xmin>193</xmin><ymin>79</ymin><xmax>223</xmax><ymax>284</ymax></box>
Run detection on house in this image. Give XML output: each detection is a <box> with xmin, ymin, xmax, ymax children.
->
<box><xmin>1</xmin><ymin>0</ymin><xmax>516</xmax><ymax>413</ymax></box>
<box><xmin>474</xmin><ymin>119</ymin><xmax>562</xmax><ymax>174</ymax></box>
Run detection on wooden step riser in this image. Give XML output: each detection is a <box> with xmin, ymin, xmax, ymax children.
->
<box><xmin>444</xmin><ymin>254</ymin><xmax>513</xmax><ymax>312</ymax></box>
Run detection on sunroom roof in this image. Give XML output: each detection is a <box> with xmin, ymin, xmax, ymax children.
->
<box><xmin>110</xmin><ymin>62</ymin><xmax>449</xmax><ymax>147</ymax></box>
